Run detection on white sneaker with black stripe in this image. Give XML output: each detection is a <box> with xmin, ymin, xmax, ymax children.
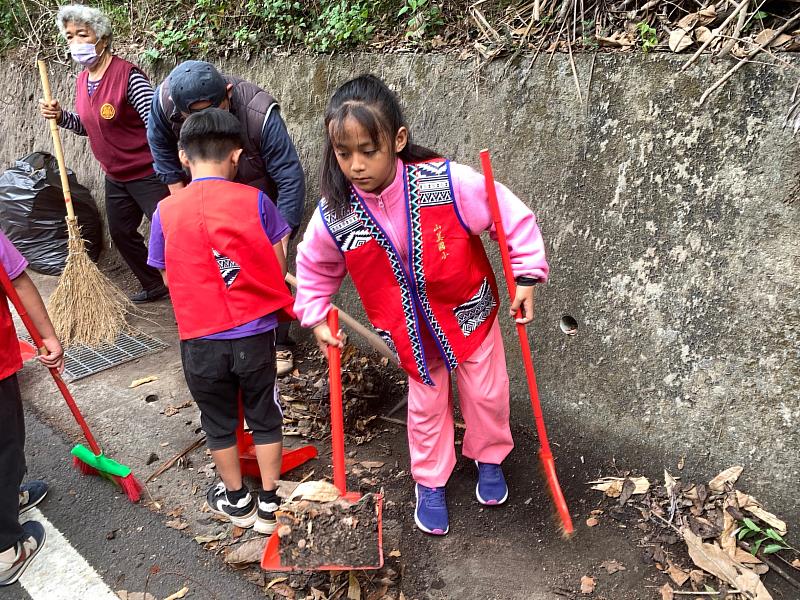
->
<box><xmin>254</xmin><ymin>490</ymin><xmax>280</xmax><ymax>534</ymax></box>
<box><xmin>206</xmin><ymin>482</ymin><xmax>257</xmax><ymax>528</ymax></box>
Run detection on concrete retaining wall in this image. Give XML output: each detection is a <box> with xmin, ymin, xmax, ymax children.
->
<box><xmin>2</xmin><ymin>50</ymin><xmax>797</xmax><ymax>519</ymax></box>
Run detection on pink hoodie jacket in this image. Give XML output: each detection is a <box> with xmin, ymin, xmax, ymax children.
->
<box><xmin>294</xmin><ymin>159</ymin><xmax>549</xmax><ymax>328</ymax></box>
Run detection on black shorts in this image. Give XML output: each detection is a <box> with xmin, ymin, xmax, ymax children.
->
<box><xmin>180</xmin><ymin>330</ymin><xmax>282</xmax><ymax>450</ymax></box>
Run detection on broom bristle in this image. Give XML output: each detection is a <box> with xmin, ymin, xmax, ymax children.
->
<box><xmin>117</xmin><ymin>474</ymin><xmax>143</xmax><ymax>503</ymax></box>
<box><xmin>539</xmin><ymin>450</ymin><xmax>575</xmax><ymax>538</ymax></box>
<box><xmin>49</xmin><ymin>218</ymin><xmax>133</xmax><ymax>347</ymax></box>
<box><xmin>73</xmin><ymin>454</ymin><xmax>100</xmax><ymax>476</ymax></box>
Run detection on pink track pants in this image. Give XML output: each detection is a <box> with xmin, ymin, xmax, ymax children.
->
<box><xmin>406</xmin><ymin>318</ymin><xmax>514</xmax><ymax>488</ymax></box>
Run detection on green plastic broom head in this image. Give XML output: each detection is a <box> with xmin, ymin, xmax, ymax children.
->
<box><xmin>71</xmin><ymin>444</ymin><xmax>131</xmax><ymax>478</ymax></box>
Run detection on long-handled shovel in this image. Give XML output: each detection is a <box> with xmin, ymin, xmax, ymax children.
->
<box><xmin>262</xmin><ymin>308</ymin><xmax>384</xmax><ymax>570</ymax></box>
<box><xmin>37</xmin><ymin>60</ymin><xmax>131</xmax><ymax>347</ymax></box>
<box><xmin>479</xmin><ymin>149</ymin><xmax>574</xmax><ymax>537</ymax></box>
<box><xmin>1</xmin><ymin>263</ymin><xmax>143</xmax><ymax>502</ymax></box>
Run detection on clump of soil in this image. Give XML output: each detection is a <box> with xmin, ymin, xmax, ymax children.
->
<box><xmin>276</xmin><ymin>494</ymin><xmax>382</xmax><ymax>569</ymax></box>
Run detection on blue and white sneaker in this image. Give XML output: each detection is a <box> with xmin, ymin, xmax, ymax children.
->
<box><xmin>414</xmin><ymin>484</ymin><xmax>449</xmax><ymax>535</ymax></box>
<box><xmin>19</xmin><ymin>481</ymin><xmax>48</xmax><ymax>515</ymax></box>
<box><xmin>0</xmin><ymin>521</ymin><xmax>46</xmax><ymax>587</ymax></box>
<box><xmin>475</xmin><ymin>461</ymin><xmax>509</xmax><ymax>505</ymax></box>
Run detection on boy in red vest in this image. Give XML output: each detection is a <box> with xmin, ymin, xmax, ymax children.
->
<box><xmin>0</xmin><ymin>231</ymin><xmax>63</xmax><ymax>586</ymax></box>
<box><xmin>147</xmin><ymin>108</ymin><xmax>294</xmax><ymax>534</ymax></box>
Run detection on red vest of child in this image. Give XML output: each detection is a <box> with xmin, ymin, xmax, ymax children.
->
<box><xmin>158</xmin><ymin>179</ymin><xmax>295</xmax><ymax>340</ymax></box>
<box><xmin>0</xmin><ymin>286</ymin><xmax>23</xmax><ymax>380</ymax></box>
<box><xmin>321</xmin><ymin>159</ymin><xmax>500</xmax><ymax>385</ymax></box>
<box><xmin>75</xmin><ymin>56</ymin><xmax>155</xmax><ymax>182</ymax></box>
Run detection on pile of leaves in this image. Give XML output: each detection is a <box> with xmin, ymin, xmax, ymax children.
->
<box><xmin>280</xmin><ymin>343</ymin><xmax>402</xmax><ymax>445</ymax></box>
<box><xmin>588</xmin><ymin>466</ymin><xmax>799</xmax><ymax>599</ymax></box>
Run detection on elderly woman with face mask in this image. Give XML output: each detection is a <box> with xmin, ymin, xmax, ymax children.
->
<box><xmin>38</xmin><ymin>4</ymin><xmax>169</xmax><ymax>303</ymax></box>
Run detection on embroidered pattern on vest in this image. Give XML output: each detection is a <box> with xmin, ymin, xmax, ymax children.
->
<box><xmin>323</xmin><ymin>209</ymin><xmax>372</xmax><ymax>252</ymax></box>
<box><xmin>321</xmin><ymin>198</ymin><xmax>432</xmax><ymax>385</ymax></box>
<box><xmin>452</xmin><ymin>277</ymin><xmax>497</xmax><ymax>336</ymax></box>
<box><xmin>212</xmin><ymin>248</ymin><xmax>240</xmax><ymax>288</ymax></box>
<box><xmin>407</xmin><ymin>160</ymin><xmax>459</xmax><ymax>370</ymax></box>
<box><xmin>374</xmin><ymin>327</ymin><xmax>399</xmax><ymax>360</ymax></box>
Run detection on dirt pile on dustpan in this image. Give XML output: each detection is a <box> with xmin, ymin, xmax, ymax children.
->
<box><xmin>276</xmin><ymin>480</ymin><xmax>382</xmax><ymax>569</ymax></box>
<box><xmin>588</xmin><ymin>466</ymin><xmax>798</xmax><ymax>599</ymax></box>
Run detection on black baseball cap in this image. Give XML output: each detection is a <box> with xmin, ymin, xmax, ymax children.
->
<box><xmin>168</xmin><ymin>60</ymin><xmax>227</xmax><ymax>114</ymax></box>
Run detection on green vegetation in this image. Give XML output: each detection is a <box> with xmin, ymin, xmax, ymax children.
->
<box><xmin>0</xmin><ymin>0</ymin><xmax>452</xmax><ymax>60</ymax></box>
<box><xmin>635</xmin><ymin>21</ymin><xmax>658</xmax><ymax>53</ymax></box>
<box><xmin>737</xmin><ymin>517</ymin><xmax>798</xmax><ymax>557</ymax></box>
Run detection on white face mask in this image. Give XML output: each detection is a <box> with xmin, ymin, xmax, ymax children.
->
<box><xmin>70</xmin><ymin>42</ymin><xmax>101</xmax><ymax>67</ymax></box>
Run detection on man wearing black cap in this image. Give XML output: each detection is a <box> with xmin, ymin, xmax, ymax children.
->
<box><xmin>147</xmin><ymin>60</ymin><xmax>305</xmax><ymax>375</ymax></box>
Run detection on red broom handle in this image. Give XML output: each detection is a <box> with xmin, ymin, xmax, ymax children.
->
<box><xmin>0</xmin><ymin>264</ymin><xmax>102</xmax><ymax>455</ymax></box>
<box><xmin>327</xmin><ymin>308</ymin><xmax>347</xmax><ymax>495</ymax></box>
<box><xmin>479</xmin><ymin>150</ymin><xmax>552</xmax><ymax>456</ymax></box>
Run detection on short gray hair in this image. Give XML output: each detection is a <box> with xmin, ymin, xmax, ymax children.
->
<box><xmin>55</xmin><ymin>4</ymin><xmax>113</xmax><ymax>41</ymax></box>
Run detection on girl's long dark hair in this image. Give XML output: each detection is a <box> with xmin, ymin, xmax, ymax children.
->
<box><xmin>321</xmin><ymin>74</ymin><xmax>440</xmax><ymax>215</ymax></box>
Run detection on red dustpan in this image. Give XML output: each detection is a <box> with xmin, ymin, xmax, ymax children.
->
<box><xmin>262</xmin><ymin>308</ymin><xmax>384</xmax><ymax>571</ymax></box>
<box><xmin>235</xmin><ymin>395</ymin><xmax>318</xmax><ymax>477</ymax></box>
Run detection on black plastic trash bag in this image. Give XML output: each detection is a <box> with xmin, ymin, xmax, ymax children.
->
<box><xmin>0</xmin><ymin>152</ymin><xmax>103</xmax><ymax>275</ymax></box>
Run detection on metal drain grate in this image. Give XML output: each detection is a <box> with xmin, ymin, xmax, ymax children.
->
<box><xmin>18</xmin><ymin>331</ymin><xmax>169</xmax><ymax>381</ymax></box>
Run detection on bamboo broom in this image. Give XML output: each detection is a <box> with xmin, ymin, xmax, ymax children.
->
<box><xmin>37</xmin><ymin>60</ymin><xmax>132</xmax><ymax>347</ymax></box>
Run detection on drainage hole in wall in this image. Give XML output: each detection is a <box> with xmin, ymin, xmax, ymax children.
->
<box><xmin>560</xmin><ymin>315</ymin><xmax>578</xmax><ymax>336</ymax></box>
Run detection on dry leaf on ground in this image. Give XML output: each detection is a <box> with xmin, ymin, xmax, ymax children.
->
<box><xmin>348</xmin><ymin>571</ymin><xmax>362</xmax><ymax>600</ymax></box>
<box><xmin>792</xmin><ymin>558</ymin><xmax>800</xmax><ymax>569</ymax></box>
<box><xmin>708</xmin><ymin>466</ymin><xmax>743</xmax><ymax>492</ymax></box>
<box><xmin>116</xmin><ymin>593</ymin><xmax>156</xmax><ymax>600</ymax></box>
<box><xmin>267</xmin><ymin>577</ymin><xmax>289</xmax><ymax>589</ymax></box>
<box><xmin>664</xmin><ymin>470</ymin><xmax>678</xmax><ymax>498</ymax></box>
<box><xmin>580</xmin><ymin>575</ymin><xmax>596</xmax><ymax>594</ymax></box>
<box><xmin>129</xmin><ymin>376</ymin><xmax>158</xmax><ymax>388</ymax></box>
<box><xmin>600</xmin><ymin>559</ymin><xmax>626</xmax><ymax>574</ymax></box>
<box><xmin>163</xmin><ymin>587</ymin><xmax>189</xmax><ymax>600</ymax></box>
<box><xmin>289</xmin><ymin>480</ymin><xmax>341</xmax><ymax>502</ymax></box>
<box><xmin>666</xmin><ymin>562</ymin><xmax>690</xmax><ymax>586</ymax></box>
<box><xmin>165</xmin><ymin>519</ymin><xmax>188</xmax><ymax>531</ymax></box>
<box><xmin>225</xmin><ymin>537</ymin><xmax>267</xmax><ymax>566</ymax></box>
<box><xmin>589</xmin><ymin>477</ymin><xmax>649</xmax><ymax>497</ymax></box>
<box><xmin>721</xmin><ymin>495</ymin><xmax>738</xmax><ymax>558</ymax></box>
<box><xmin>659</xmin><ymin>583</ymin><xmax>674</xmax><ymax>600</ymax></box>
<box><xmin>388</xmin><ymin>549</ymin><xmax>401</xmax><ymax>557</ymax></box>
<box><xmin>735</xmin><ymin>491</ymin><xmax>787</xmax><ymax>535</ymax></box>
<box><xmin>360</xmin><ymin>461</ymin><xmax>385</xmax><ymax>469</ymax></box>
<box><xmin>669</xmin><ymin>28</ymin><xmax>694</xmax><ymax>52</ymax></box>
<box><xmin>681</xmin><ymin>527</ymin><xmax>772</xmax><ymax>600</ymax></box>
<box><xmin>271</xmin><ymin>582</ymin><xmax>296</xmax><ymax>598</ymax></box>
<box><xmin>193</xmin><ymin>531</ymin><xmax>226</xmax><ymax>544</ymax></box>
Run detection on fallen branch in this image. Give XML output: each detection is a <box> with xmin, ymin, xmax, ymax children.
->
<box><xmin>681</xmin><ymin>0</ymin><xmax>750</xmax><ymax>72</ymax></box>
<box><xmin>718</xmin><ymin>0</ymin><xmax>750</xmax><ymax>59</ymax></box>
<box><xmin>146</xmin><ymin>436</ymin><xmax>206</xmax><ymax>483</ymax></box>
<box><xmin>697</xmin><ymin>10</ymin><xmax>800</xmax><ymax>105</ymax></box>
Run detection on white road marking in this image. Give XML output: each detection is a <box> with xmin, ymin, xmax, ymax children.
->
<box><xmin>19</xmin><ymin>508</ymin><xmax>119</xmax><ymax>599</ymax></box>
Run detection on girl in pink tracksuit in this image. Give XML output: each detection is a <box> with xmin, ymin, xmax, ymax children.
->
<box><xmin>294</xmin><ymin>75</ymin><xmax>549</xmax><ymax>535</ymax></box>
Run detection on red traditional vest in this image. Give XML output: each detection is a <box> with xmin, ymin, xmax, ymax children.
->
<box><xmin>159</xmin><ymin>179</ymin><xmax>295</xmax><ymax>340</ymax></box>
<box><xmin>75</xmin><ymin>56</ymin><xmax>154</xmax><ymax>182</ymax></box>
<box><xmin>320</xmin><ymin>159</ymin><xmax>500</xmax><ymax>385</ymax></box>
<box><xmin>1</xmin><ymin>286</ymin><xmax>22</xmax><ymax>380</ymax></box>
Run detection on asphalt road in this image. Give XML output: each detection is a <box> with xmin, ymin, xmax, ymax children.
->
<box><xmin>0</xmin><ymin>408</ymin><xmax>258</xmax><ymax>600</ymax></box>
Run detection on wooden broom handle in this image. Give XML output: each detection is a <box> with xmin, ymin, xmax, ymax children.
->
<box><xmin>285</xmin><ymin>272</ymin><xmax>398</xmax><ymax>365</ymax></box>
<box><xmin>37</xmin><ymin>60</ymin><xmax>75</xmax><ymax>220</ymax></box>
